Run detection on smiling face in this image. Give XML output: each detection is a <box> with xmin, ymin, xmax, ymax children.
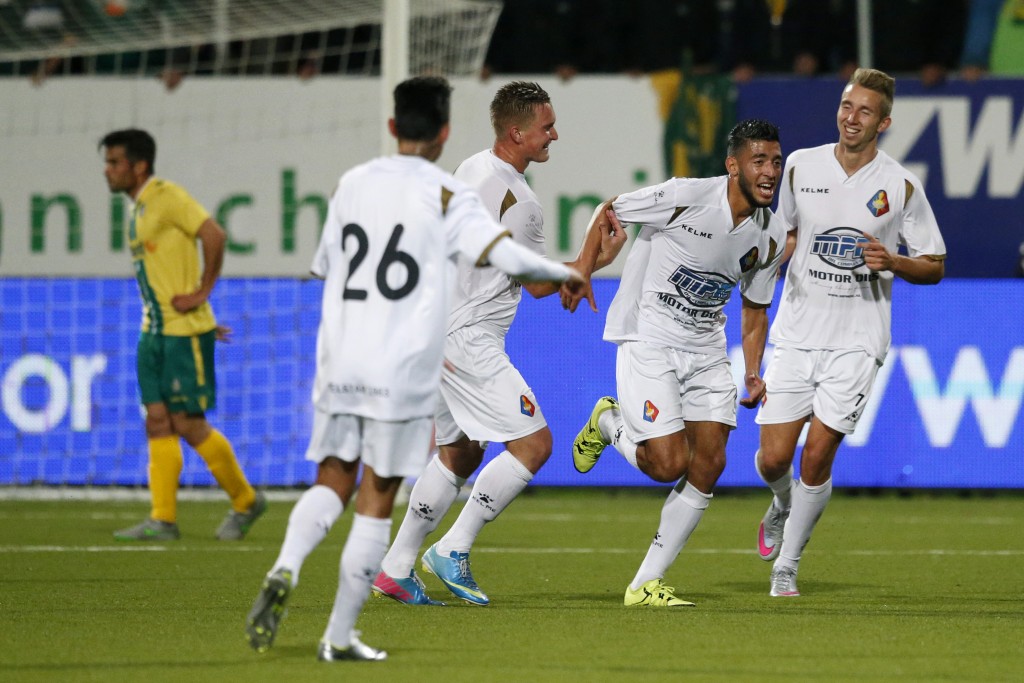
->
<box><xmin>836</xmin><ymin>83</ymin><xmax>891</xmax><ymax>154</ymax></box>
<box><xmin>516</xmin><ymin>102</ymin><xmax>558</xmax><ymax>166</ymax></box>
<box><xmin>728</xmin><ymin>139</ymin><xmax>783</xmax><ymax>209</ymax></box>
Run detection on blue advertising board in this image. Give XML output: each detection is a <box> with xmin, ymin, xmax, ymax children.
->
<box><xmin>1</xmin><ymin>278</ymin><xmax>1021</xmax><ymax>489</ymax></box>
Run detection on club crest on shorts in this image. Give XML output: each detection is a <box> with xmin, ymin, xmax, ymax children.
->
<box><xmin>643</xmin><ymin>400</ymin><xmax>659</xmax><ymax>423</ymax></box>
<box><xmin>867</xmin><ymin>189</ymin><xmax>889</xmax><ymax>217</ymax></box>
<box><xmin>520</xmin><ymin>394</ymin><xmax>536</xmax><ymax>417</ymax></box>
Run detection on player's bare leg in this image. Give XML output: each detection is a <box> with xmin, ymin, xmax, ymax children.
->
<box><xmin>626</xmin><ymin>422</ymin><xmax>727</xmax><ymax>607</ymax></box>
<box><xmin>756</xmin><ymin>419</ymin><xmax>804</xmax><ymax>561</ymax></box>
<box><xmin>770</xmin><ymin>418</ymin><xmax>843</xmax><ymax>597</ymax></box>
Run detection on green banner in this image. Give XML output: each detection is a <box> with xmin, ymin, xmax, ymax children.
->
<box><xmin>663</xmin><ymin>71</ymin><xmax>736</xmax><ymax>180</ymax></box>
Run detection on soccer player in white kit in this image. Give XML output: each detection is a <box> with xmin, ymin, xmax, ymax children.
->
<box><xmin>243</xmin><ymin>76</ymin><xmax>582</xmax><ymax>660</ymax></box>
<box><xmin>753</xmin><ymin>69</ymin><xmax>946</xmax><ymax>598</ymax></box>
<box><xmin>370</xmin><ymin>81</ymin><xmax>626</xmax><ymax>606</ymax></box>
<box><xmin>572</xmin><ymin>119</ymin><xmax>789</xmax><ymax>607</ymax></box>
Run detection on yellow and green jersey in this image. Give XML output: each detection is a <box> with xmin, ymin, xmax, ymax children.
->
<box><xmin>129</xmin><ymin>178</ymin><xmax>217</xmax><ymax>336</ymax></box>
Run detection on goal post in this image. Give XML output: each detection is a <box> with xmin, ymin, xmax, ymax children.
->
<box><xmin>381</xmin><ymin>0</ymin><xmax>410</xmax><ymax>153</ymax></box>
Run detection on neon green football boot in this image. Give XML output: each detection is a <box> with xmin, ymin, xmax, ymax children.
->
<box><xmin>572</xmin><ymin>396</ymin><xmax>618</xmax><ymax>473</ymax></box>
<box><xmin>624</xmin><ymin>579</ymin><xmax>695</xmax><ymax>607</ymax></box>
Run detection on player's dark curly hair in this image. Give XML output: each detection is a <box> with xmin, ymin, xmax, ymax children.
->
<box><xmin>99</xmin><ymin>128</ymin><xmax>156</xmax><ymax>174</ymax></box>
<box><xmin>726</xmin><ymin>119</ymin><xmax>780</xmax><ymax>157</ymax></box>
<box><xmin>393</xmin><ymin>76</ymin><xmax>452</xmax><ymax>141</ymax></box>
<box><xmin>490</xmin><ymin>81</ymin><xmax>550</xmax><ymax>136</ymax></box>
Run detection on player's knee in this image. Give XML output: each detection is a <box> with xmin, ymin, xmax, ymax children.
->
<box><xmin>704</xmin><ymin>449</ymin><xmax>727</xmax><ymax>478</ymax></box>
<box><xmin>144</xmin><ymin>412</ymin><xmax>173</xmax><ymax>439</ymax></box>
<box><xmin>758</xmin><ymin>448</ymin><xmax>793</xmax><ymax>480</ymax></box>
<box><xmin>647</xmin><ymin>454</ymin><xmax>688</xmax><ymax>483</ymax></box>
<box><xmin>509</xmin><ymin>428</ymin><xmax>552</xmax><ymax>473</ymax></box>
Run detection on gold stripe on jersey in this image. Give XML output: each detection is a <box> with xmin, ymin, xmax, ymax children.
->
<box><xmin>441</xmin><ymin>186</ymin><xmax>454</xmax><ymax>215</ymax></box>
<box><xmin>905</xmin><ymin>179</ymin><xmax>915</xmax><ymax>203</ymax></box>
<box><xmin>499</xmin><ymin>189</ymin><xmax>517</xmax><ymax>220</ymax></box>
<box><xmin>788</xmin><ymin>166</ymin><xmax>795</xmax><ymax>194</ymax></box>
<box><xmin>669</xmin><ymin>206</ymin><xmax>688</xmax><ymax>225</ymax></box>
<box><xmin>755</xmin><ymin>207</ymin><xmax>771</xmax><ymax>230</ymax></box>
<box><xmin>476</xmin><ymin>230</ymin><xmax>512</xmax><ymax>267</ymax></box>
<box><xmin>767</xmin><ymin>236</ymin><xmax>779</xmax><ymax>264</ymax></box>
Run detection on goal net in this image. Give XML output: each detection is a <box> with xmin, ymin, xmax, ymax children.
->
<box><xmin>0</xmin><ymin>0</ymin><xmax>503</xmax><ymax>78</ymax></box>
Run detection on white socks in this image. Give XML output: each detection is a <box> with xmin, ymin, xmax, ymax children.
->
<box><xmin>600</xmin><ymin>407</ymin><xmax>639</xmax><ymax>470</ymax></box>
<box><xmin>776</xmin><ymin>479</ymin><xmax>832</xmax><ymax>571</ymax></box>
<box><xmin>380</xmin><ymin>454</ymin><xmax>465</xmax><ymax>578</ymax></box>
<box><xmin>323</xmin><ymin>514</ymin><xmax>391</xmax><ymax>648</ymax></box>
<box><xmin>271</xmin><ymin>484</ymin><xmax>343</xmax><ymax>586</ymax></box>
<box><xmin>755</xmin><ymin>449</ymin><xmax>795</xmax><ymax>510</ymax></box>
<box><xmin>629</xmin><ymin>481</ymin><xmax>712</xmax><ymax>589</ymax></box>
<box><xmin>436</xmin><ymin>450</ymin><xmax>532</xmax><ymax>555</ymax></box>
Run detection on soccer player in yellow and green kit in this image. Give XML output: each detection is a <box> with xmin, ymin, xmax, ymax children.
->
<box><xmin>100</xmin><ymin>128</ymin><xmax>265</xmax><ymax>541</ymax></box>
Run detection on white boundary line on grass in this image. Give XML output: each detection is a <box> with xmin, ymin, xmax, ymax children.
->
<box><xmin>1</xmin><ymin>545</ymin><xmax>1021</xmax><ymax>556</ymax></box>
<box><xmin>0</xmin><ymin>487</ymin><xmax>303</xmax><ymax>502</ymax></box>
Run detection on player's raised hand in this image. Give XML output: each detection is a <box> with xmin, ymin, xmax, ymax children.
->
<box><xmin>860</xmin><ymin>232</ymin><xmax>894</xmax><ymax>272</ymax></box>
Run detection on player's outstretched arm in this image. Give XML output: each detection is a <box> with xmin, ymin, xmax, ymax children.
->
<box><xmin>486</xmin><ymin>235</ymin><xmax>582</xmax><ymax>287</ymax></box>
<box><xmin>739</xmin><ymin>296</ymin><xmax>769</xmax><ymax>409</ymax></box>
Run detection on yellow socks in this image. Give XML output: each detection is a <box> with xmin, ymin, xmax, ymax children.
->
<box><xmin>148</xmin><ymin>435</ymin><xmax>183</xmax><ymax>523</ymax></box>
<box><xmin>194</xmin><ymin>429</ymin><xmax>256</xmax><ymax>513</ymax></box>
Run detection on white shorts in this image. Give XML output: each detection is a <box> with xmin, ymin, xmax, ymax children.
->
<box><xmin>615</xmin><ymin>340</ymin><xmax>737</xmax><ymax>443</ymax></box>
<box><xmin>434</xmin><ymin>326</ymin><xmax>547</xmax><ymax>447</ymax></box>
<box><xmin>304</xmin><ymin>409</ymin><xmax>434</xmax><ymax>479</ymax></box>
<box><xmin>756</xmin><ymin>345</ymin><xmax>881</xmax><ymax>435</ymax></box>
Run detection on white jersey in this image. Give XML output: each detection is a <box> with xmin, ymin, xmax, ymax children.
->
<box><xmin>446</xmin><ymin>149</ymin><xmax>546</xmax><ymax>337</ymax></box>
<box><xmin>604</xmin><ymin>176</ymin><xmax>787</xmax><ymax>354</ymax></box>
<box><xmin>770</xmin><ymin>144</ymin><xmax>946</xmax><ymax>360</ymax></box>
<box><xmin>309</xmin><ymin>154</ymin><xmax>511</xmax><ymax>421</ymax></box>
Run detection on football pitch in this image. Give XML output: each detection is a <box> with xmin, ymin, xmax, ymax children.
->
<box><xmin>3</xmin><ymin>488</ymin><xmax>1022</xmax><ymax>683</ymax></box>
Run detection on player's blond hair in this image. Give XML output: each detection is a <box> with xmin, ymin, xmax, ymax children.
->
<box><xmin>847</xmin><ymin>68</ymin><xmax>895</xmax><ymax>119</ymax></box>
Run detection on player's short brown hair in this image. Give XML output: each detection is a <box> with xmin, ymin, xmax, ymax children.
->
<box><xmin>490</xmin><ymin>81</ymin><xmax>550</xmax><ymax>136</ymax></box>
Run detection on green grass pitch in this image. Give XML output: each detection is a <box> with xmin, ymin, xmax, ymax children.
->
<box><xmin>3</xmin><ymin>488</ymin><xmax>1022</xmax><ymax>682</ymax></box>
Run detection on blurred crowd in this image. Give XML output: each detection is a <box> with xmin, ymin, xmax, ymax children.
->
<box><xmin>483</xmin><ymin>0</ymin><xmax>1024</xmax><ymax>86</ymax></box>
<box><xmin>3</xmin><ymin>0</ymin><xmax>1023</xmax><ymax>88</ymax></box>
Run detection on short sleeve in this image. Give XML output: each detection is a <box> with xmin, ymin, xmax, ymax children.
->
<box><xmin>169</xmin><ymin>184</ymin><xmax>210</xmax><ymax>237</ymax></box>
<box><xmin>611</xmin><ymin>179</ymin><xmax>680</xmax><ymax>229</ymax></box>
<box><xmin>501</xmin><ymin>199</ymin><xmax>546</xmax><ymax>257</ymax></box>
<box><xmin>900</xmin><ymin>177</ymin><xmax>946</xmax><ymax>258</ymax></box>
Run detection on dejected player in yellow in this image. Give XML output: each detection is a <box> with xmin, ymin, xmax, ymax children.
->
<box><xmin>100</xmin><ymin>128</ymin><xmax>265</xmax><ymax>541</ymax></box>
